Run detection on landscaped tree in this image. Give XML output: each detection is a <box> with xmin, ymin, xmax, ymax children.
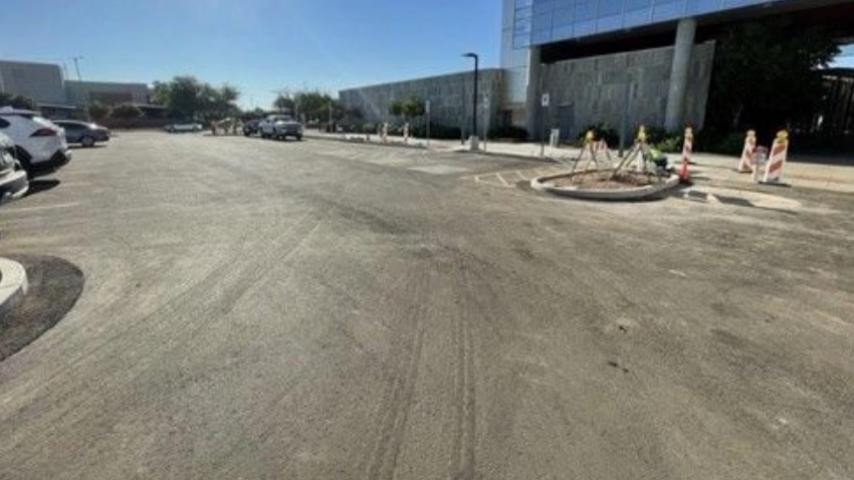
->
<box><xmin>389</xmin><ymin>97</ymin><xmax>425</xmax><ymax>122</ymax></box>
<box><xmin>705</xmin><ymin>18</ymin><xmax>840</xmax><ymax>138</ymax></box>
<box><xmin>88</xmin><ymin>102</ymin><xmax>111</xmax><ymax>121</ymax></box>
<box><xmin>152</xmin><ymin>76</ymin><xmax>240</xmax><ymax>121</ymax></box>
<box><xmin>0</xmin><ymin>93</ymin><xmax>36</xmax><ymax>110</ymax></box>
<box><xmin>293</xmin><ymin>91</ymin><xmax>336</xmax><ymax>122</ymax></box>
<box><xmin>401</xmin><ymin>97</ymin><xmax>426</xmax><ymax>120</ymax></box>
<box><xmin>199</xmin><ymin>83</ymin><xmax>240</xmax><ymax>121</ymax></box>
<box><xmin>273</xmin><ymin>94</ymin><xmax>295</xmax><ymax>113</ymax></box>
<box><xmin>389</xmin><ymin>100</ymin><xmax>404</xmax><ymax>118</ymax></box>
<box><xmin>110</xmin><ymin>103</ymin><xmax>143</xmax><ymax>120</ymax></box>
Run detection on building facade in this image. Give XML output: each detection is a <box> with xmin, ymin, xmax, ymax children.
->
<box><xmin>341</xmin><ymin>0</ymin><xmax>852</xmax><ymax>140</ymax></box>
<box><xmin>0</xmin><ymin>59</ymin><xmax>153</xmax><ymax>119</ymax></box>
<box><xmin>502</xmin><ymin>0</ymin><xmax>854</xmax><ymax>138</ymax></box>
<box><xmin>0</xmin><ymin>60</ymin><xmax>69</xmax><ymax>108</ymax></box>
<box><xmin>65</xmin><ymin>80</ymin><xmax>152</xmax><ymax>108</ymax></box>
<box><xmin>339</xmin><ymin>70</ymin><xmax>504</xmax><ymax>137</ymax></box>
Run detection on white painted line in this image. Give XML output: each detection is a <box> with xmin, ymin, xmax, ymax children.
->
<box><xmin>496</xmin><ymin>173</ymin><xmax>510</xmax><ymax>187</ymax></box>
<box><xmin>668</xmin><ymin>269</ymin><xmax>689</xmax><ymax>278</ymax></box>
<box><xmin>516</xmin><ymin>170</ymin><xmax>529</xmax><ymax>180</ymax></box>
<box><xmin>2</xmin><ymin>202</ymin><xmax>80</xmax><ymax>214</ymax></box>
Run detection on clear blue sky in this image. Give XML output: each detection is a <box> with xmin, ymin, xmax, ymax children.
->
<box><xmin>1</xmin><ymin>0</ymin><xmax>502</xmax><ymax>109</ymax></box>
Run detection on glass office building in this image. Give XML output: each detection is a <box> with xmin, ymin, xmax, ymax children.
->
<box><xmin>512</xmin><ymin>0</ymin><xmax>786</xmax><ymax>48</ymax></box>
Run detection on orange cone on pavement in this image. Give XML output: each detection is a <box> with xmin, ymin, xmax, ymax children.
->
<box><xmin>679</xmin><ymin>127</ymin><xmax>693</xmax><ymax>183</ymax></box>
<box><xmin>761</xmin><ymin>130</ymin><xmax>789</xmax><ymax>184</ymax></box>
<box><xmin>738</xmin><ymin>130</ymin><xmax>757</xmax><ymax>173</ymax></box>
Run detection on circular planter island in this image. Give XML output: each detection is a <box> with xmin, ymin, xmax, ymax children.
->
<box><xmin>531</xmin><ymin>170</ymin><xmax>681</xmax><ymax>201</ymax></box>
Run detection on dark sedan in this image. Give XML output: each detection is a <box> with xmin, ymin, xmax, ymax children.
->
<box><xmin>243</xmin><ymin>119</ymin><xmax>261</xmax><ymax>137</ymax></box>
<box><xmin>54</xmin><ymin>120</ymin><xmax>111</xmax><ymax>147</ymax></box>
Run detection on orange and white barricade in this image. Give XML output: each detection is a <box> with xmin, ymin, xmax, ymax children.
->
<box><xmin>679</xmin><ymin>127</ymin><xmax>693</xmax><ymax>183</ymax></box>
<box><xmin>738</xmin><ymin>130</ymin><xmax>757</xmax><ymax>173</ymax></box>
<box><xmin>761</xmin><ymin>130</ymin><xmax>789</xmax><ymax>184</ymax></box>
<box><xmin>594</xmin><ymin>139</ymin><xmax>609</xmax><ymax>157</ymax></box>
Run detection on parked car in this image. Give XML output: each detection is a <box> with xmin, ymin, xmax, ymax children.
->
<box><xmin>164</xmin><ymin>122</ymin><xmax>203</xmax><ymax>133</ymax></box>
<box><xmin>54</xmin><ymin>120</ymin><xmax>110</xmax><ymax>147</ymax></box>
<box><xmin>0</xmin><ymin>132</ymin><xmax>28</xmax><ymax>204</ymax></box>
<box><xmin>259</xmin><ymin>115</ymin><xmax>303</xmax><ymax>141</ymax></box>
<box><xmin>242</xmin><ymin>119</ymin><xmax>261</xmax><ymax>137</ymax></box>
<box><xmin>0</xmin><ymin>107</ymin><xmax>72</xmax><ymax>177</ymax></box>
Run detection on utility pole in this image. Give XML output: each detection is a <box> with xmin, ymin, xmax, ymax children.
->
<box><xmin>462</xmin><ymin>52</ymin><xmax>479</xmax><ymax>151</ymax></box>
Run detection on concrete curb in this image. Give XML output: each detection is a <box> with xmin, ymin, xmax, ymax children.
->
<box><xmin>305</xmin><ymin>133</ymin><xmax>562</xmax><ymax>165</ymax></box>
<box><xmin>304</xmin><ymin>133</ymin><xmax>428</xmax><ymax>151</ymax></box>
<box><xmin>531</xmin><ymin>172</ymin><xmax>681</xmax><ymax>201</ymax></box>
<box><xmin>0</xmin><ymin>257</ymin><xmax>28</xmax><ymax>316</ymax></box>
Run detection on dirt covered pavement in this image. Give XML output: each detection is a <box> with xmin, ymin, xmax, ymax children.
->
<box><xmin>1</xmin><ymin>131</ymin><xmax>852</xmax><ymax>479</ymax></box>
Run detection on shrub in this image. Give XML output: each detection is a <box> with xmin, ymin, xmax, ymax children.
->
<box><xmin>654</xmin><ymin>135</ymin><xmax>684</xmax><ymax>153</ymax></box>
<box><xmin>636</xmin><ymin>126</ymin><xmax>685</xmax><ymax>153</ymax></box>
<box><xmin>0</xmin><ymin>93</ymin><xmax>37</xmax><ymax>110</ymax></box>
<box><xmin>88</xmin><ymin>102</ymin><xmax>111</xmax><ymax>121</ymax></box>
<box><xmin>110</xmin><ymin>103</ymin><xmax>143</xmax><ymax>120</ymax></box>
<box><xmin>488</xmin><ymin>125</ymin><xmax>528</xmax><ymax>141</ymax></box>
<box><xmin>575</xmin><ymin>123</ymin><xmax>619</xmax><ymax>147</ymax></box>
<box><xmin>695</xmin><ymin>131</ymin><xmax>745</xmax><ymax>156</ymax></box>
<box><xmin>411</xmin><ymin>123</ymin><xmax>462</xmax><ymax>140</ymax></box>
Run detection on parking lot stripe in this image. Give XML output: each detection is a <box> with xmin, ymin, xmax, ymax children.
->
<box><xmin>2</xmin><ymin>202</ymin><xmax>80</xmax><ymax>214</ymax></box>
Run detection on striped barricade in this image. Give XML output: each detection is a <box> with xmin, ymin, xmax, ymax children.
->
<box><xmin>738</xmin><ymin>130</ymin><xmax>757</xmax><ymax>173</ymax></box>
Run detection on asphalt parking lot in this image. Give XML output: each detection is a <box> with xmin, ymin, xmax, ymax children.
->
<box><xmin>1</xmin><ymin>131</ymin><xmax>853</xmax><ymax>479</ymax></box>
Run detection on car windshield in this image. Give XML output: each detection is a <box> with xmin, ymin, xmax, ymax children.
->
<box><xmin>2</xmin><ymin>2</ymin><xmax>853</xmax><ymax>479</ymax></box>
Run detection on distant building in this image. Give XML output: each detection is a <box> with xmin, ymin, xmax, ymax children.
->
<box><xmin>65</xmin><ymin>80</ymin><xmax>152</xmax><ymax>107</ymax></box>
<box><xmin>0</xmin><ymin>60</ymin><xmax>77</xmax><ymax>117</ymax></box>
<box><xmin>0</xmin><ymin>59</ymin><xmax>156</xmax><ymax>119</ymax></box>
<box><xmin>339</xmin><ymin>70</ymin><xmax>504</xmax><ymax>136</ymax></box>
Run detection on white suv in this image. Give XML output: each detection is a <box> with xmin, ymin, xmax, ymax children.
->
<box><xmin>259</xmin><ymin>115</ymin><xmax>303</xmax><ymax>141</ymax></box>
<box><xmin>0</xmin><ymin>107</ymin><xmax>72</xmax><ymax>177</ymax></box>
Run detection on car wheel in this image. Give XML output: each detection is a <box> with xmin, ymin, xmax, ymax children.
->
<box><xmin>296</xmin><ymin>135</ymin><xmax>303</xmax><ymax>141</ymax></box>
<box><xmin>81</xmin><ymin>136</ymin><xmax>96</xmax><ymax>148</ymax></box>
<box><xmin>18</xmin><ymin>157</ymin><xmax>34</xmax><ymax>179</ymax></box>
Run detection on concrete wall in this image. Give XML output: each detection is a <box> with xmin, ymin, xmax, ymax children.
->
<box><xmin>339</xmin><ymin>69</ymin><xmax>504</xmax><ymax>136</ymax></box>
<box><xmin>0</xmin><ymin>60</ymin><xmax>66</xmax><ymax>105</ymax></box>
<box><xmin>65</xmin><ymin>80</ymin><xmax>152</xmax><ymax>107</ymax></box>
<box><xmin>536</xmin><ymin>41</ymin><xmax>715</xmax><ymax>139</ymax></box>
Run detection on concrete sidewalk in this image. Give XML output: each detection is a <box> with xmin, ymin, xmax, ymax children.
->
<box><xmin>306</xmin><ymin>130</ymin><xmax>854</xmax><ymax>193</ymax></box>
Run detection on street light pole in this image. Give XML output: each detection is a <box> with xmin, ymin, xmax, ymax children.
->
<box><xmin>463</xmin><ymin>52</ymin><xmax>479</xmax><ymax>150</ymax></box>
<box><xmin>72</xmin><ymin>56</ymin><xmax>83</xmax><ymax>82</ymax></box>
<box><xmin>71</xmin><ymin>56</ymin><xmax>87</xmax><ymax>120</ymax></box>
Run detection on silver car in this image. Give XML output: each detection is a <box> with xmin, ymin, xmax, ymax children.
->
<box><xmin>54</xmin><ymin>120</ymin><xmax>111</xmax><ymax>147</ymax></box>
<box><xmin>0</xmin><ymin>132</ymin><xmax>28</xmax><ymax>204</ymax></box>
